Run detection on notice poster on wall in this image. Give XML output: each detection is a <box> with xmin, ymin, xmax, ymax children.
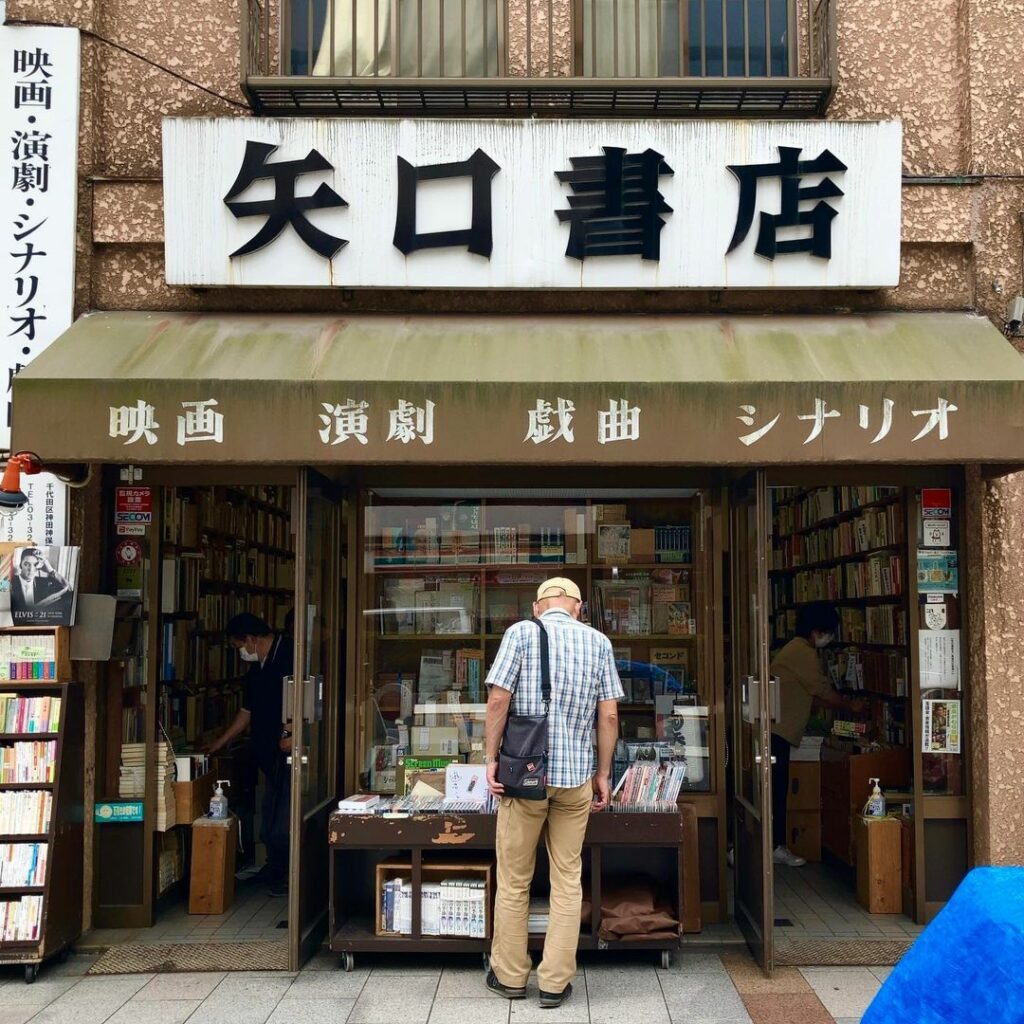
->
<box><xmin>922</xmin><ymin>699</ymin><xmax>961</xmax><ymax>754</ymax></box>
<box><xmin>917</xmin><ymin>549</ymin><xmax>959</xmax><ymax>593</ymax></box>
<box><xmin>919</xmin><ymin>629</ymin><xmax>961</xmax><ymax>690</ymax></box>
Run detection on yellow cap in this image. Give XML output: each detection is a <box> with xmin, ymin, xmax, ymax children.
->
<box><xmin>536</xmin><ymin>577</ymin><xmax>582</xmax><ymax>602</ymax></box>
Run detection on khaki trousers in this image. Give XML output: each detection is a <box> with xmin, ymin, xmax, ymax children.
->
<box><xmin>490</xmin><ymin>781</ymin><xmax>593</xmax><ymax>994</ymax></box>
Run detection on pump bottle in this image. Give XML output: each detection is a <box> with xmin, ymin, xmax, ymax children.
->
<box><xmin>863</xmin><ymin>777</ymin><xmax>885</xmax><ymax>817</ymax></box>
<box><xmin>209</xmin><ymin>779</ymin><xmax>231</xmax><ymax>819</ymax></box>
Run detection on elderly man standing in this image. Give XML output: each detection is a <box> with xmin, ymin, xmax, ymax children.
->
<box><xmin>484</xmin><ymin>577</ymin><xmax>623</xmax><ymax>1009</ymax></box>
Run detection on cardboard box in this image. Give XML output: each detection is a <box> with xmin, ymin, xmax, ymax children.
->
<box><xmin>785</xmin><ymin>811</ymin><xmax>821</xmax><ymax>862</ymax></box>
<box><xmin>788</xmin><ymin>763</ymin><xmax>821</xmax><ymax>812</ymax></box>
<box><xmin>189</xmin><ymin>814</ymin><xmax>236</xmax><ymax>915</ymax></box>
<box><xmin>174</xmin><ymin>770</ymin><xmax>214</xmax><ymax>824</ymax></box>
<box><xmin>411</xmin><ymin>726</ymin><xmax>459</xmax><ymax>757</ymax></box>
<box><xmin>854</xmin><ymin>815</ymin><xmax>902</xmax><ymax>914</ymax></box>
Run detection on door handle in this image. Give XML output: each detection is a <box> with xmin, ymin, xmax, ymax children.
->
<box><xmin>753</xmin><ymin>755</ymin><xmax>778</xmax><ymax>766</ymax></box>
<box><xmin>285</xmin><ymin>755</ymin><xmax>309</xmax><ymax>766</ymax></box>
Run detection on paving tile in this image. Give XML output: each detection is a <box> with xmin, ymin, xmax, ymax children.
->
<box><xmin>0</xmin><ymin>1009</ymin><xmax>37</xmax><ymax>1024</ymax></box>
<box><xmin>658</xmin><ymin>973</ymin><xmax>749</xmax><ymax>1022</ymax></box>
<box><xmin>740</xmin><ymin>993</ymin><xmax>833</xmax><ymax>1024</ymax></box>
<box><xmin>666</xmin><ymin>953</ymin><xmax>727</xmax><ymax>975</ymax></box>
<box><xmin>868</xmin><ymin>967</ymin><xmax>892</xmax><ymax>982</ymax></box>
<box><xmin>40</xmin><ymin>956</ymin><xmax>98</xmax><ymax>979</ymax></box>
<box><xmin>586</xmin><ymin>968</ymin><xmax>668</xmax><ymax>1024</ymax></box>
<box><xmin>348</xmin><ymin>975</ymin><xmax>438</xmax><ymax>1024</ymax></box>
<box><xmin>798</xmin><ymin>969</ymin><xmax>880</xmax><ymax>1018</ymax></box>
<box><xmin>429</xmin><ymin>997</ymin><xmax>511</xmax><ymax>1024</ymax></box>
<box><xmin>720</xmin><ymin>955</ymin><xmax>810</xmax><ymax>995</ymax></box>
<box><xmin>204</xmin><ymin>976</ymin><xmax>293</xmax><ymax>1002</ymax></box>
<box><xmin>23</xmin><ymin>1004</ymin><xmax>119</xmax><ymax>1024</ymax></box>
<box><xmin>106</xmin><ymin>999</ymin><xmax>202</xmax><ymax>1024</ymax></box>
<box><xmin>285</xmin><ymin>970</ymin><xmax>370</xmax><ymax>998</ymax></box>
<box><xmin>0</xmin><ymin>979</ymin><xmax>78</xmax><ymax>1006</ymax></box>
<box><xmin>834</xmin><ymin>1019</ymin><xmax>862</xmax><ymax>1024</ymax></box>
<box><xmin>134</xmin><ymin>974</ymin><xmax>228</xmax><ymax>1001</ymax></box>
<box><xmin>509</xmin><ymin>978</ymin><xmax>590</xmax><ymax>1024</ymax></box>
<box><xmin>436</xmin><ymin>967</ymin><xmax>506</xmax><ymax>999</ymax></box>
<box><xmin>186</xmin><ymin>1001</ymin><xmax>278</xmax><ymax>1024</ymax></box>
<box><xmin>368</xmin><ymin>966</ymin><xmax>443</xmax><ymax>978</ymax></box>
<box><xmin>265</xmin><ymin>997</ymin><xmax>357</xmax><ymax>1024</ymax></box>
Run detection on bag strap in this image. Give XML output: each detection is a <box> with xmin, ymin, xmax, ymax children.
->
<box><xmin>530</xmin><ymin>616</ymin><xmax>551</xmax><ymax>706</ymax></box>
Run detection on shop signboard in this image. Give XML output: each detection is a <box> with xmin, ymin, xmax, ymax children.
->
<box><xmin>94</xmin><ymin>800</ymin><xmax>144</xmax><ymax>823</ymax></box>
<box><xmin>164</xmin><ymin>118</ymin><xmax>901</xmax><ymax>290</ymax></box>
<box><xmin>0</xmin><ymin>26</ymin><xmax>79</xmax><ymax>445</ymax></box>
<box><xmin>1</xmin><ymin>26</ymin><xmax>78</xmax><ymax>547</ymax></box>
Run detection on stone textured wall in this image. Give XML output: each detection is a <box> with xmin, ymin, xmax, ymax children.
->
<box><xmin>7</xmin><ymin>0</ymin><xmax>1024</xmax><ymax>871</ymax></box>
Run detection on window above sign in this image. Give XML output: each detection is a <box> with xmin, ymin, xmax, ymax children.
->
<box><xmin>242</xmin><ymin>0</ymin><xmax>837</xmax><ymax>117</ymax></box>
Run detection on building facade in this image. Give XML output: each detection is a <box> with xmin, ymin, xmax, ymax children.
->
<box><xmin>4</xmin><ymin>0</ymin><xmax>1024</xmax><ymax>969</ymax></box>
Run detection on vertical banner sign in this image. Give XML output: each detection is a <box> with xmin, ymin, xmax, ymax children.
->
<box><xmin>0</xmin><ymin>26</ymin><xmax>79</xmax><ymax>543</ymax></box>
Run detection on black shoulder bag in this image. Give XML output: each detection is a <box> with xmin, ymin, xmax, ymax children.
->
<box><xmin>496</xmin><ymin>617</ymin><xmax>550</xmax><ymax>800</ymax></box>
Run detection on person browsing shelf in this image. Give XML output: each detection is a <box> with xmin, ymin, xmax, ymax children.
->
<box><xmin>484</xmin><ymin>577</ymin><xmax>623</xmax><ymax>1010</ymax></box>
<box><xmin>204</xmin><ymin>613</ymin><xmax>294</xmax><ymax>896</ymax></box>
<box><xmin>769</xmin><ymin>601</ymin><xmax>864</xmax><ymax>867</ymax></box>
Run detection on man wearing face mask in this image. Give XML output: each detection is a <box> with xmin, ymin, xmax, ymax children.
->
<box><xmin>769</xmin><ymin>602</ymin><xmax>863</xmax><ymax>867</ymax></box>
<box><xmin>204</xmin><ymin>613</ymin><xmax>294</xmax><ymax>894</ymax></box>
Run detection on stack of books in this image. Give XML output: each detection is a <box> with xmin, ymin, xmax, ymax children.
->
<box><xmin>0</xmin><ymin>696</ymin><xmax>61</xmax><ymax>733</ymax></box>
<box><xmin>120</xmin><ymin>741</ymin><xmax>177</xmax><ymax>830</ymax></box>
<box><xmin>0</xmin><ymin>894</ymin><xmax>42</xmax><ymax>941</ymax></box>
<box><xmin>0</xmin><ymin>741</ymin><xmax>57</xmax><ymax>783</ymax></box>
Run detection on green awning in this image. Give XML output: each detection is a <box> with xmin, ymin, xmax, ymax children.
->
<box><xmin>12</xmin><ymin>311</ymin><xmax>1024</xmax><ymax>465</ymax></box>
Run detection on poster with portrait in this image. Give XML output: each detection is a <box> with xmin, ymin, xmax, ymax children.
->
<box><xmin>8</xmin><ymin>546</ymin><xmax>80</xmax><ymax>626</ymax></box>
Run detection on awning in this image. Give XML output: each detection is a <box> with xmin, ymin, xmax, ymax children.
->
<box><xmin>12</xmin><ymin>311</ymin><xmax>1024</xmax><ymax>465</ymax></box>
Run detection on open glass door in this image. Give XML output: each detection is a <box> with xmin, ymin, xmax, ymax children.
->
<box><xmin>288</xmin><ymin>470</ymin><xmax>344</xmax><ymax>969</ymax></box>
<box><xmin>730</xmin><ymin>471</ymin><xmax>775</xmax><ymax>973</ymax></box>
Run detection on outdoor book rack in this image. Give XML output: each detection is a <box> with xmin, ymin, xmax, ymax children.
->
<box><xmin>0</xmin><ymin>673</ymin><xmax>83</xmax><ymax>983</ymax></box>
<box><xmin>328</xmin><ymin>806</ymin><xmax>699</xmax><ymax>972</ymax></box>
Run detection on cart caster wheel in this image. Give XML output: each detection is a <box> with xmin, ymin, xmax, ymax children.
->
<box><xmin>482</xmin><ymin>953</ymin><xmax>491</xmax><ymax>973</ymax></box>
<box><xmin>659</xmin><ymin>950</ymin><xmax>671</xmax><ymax>970</ymax></box>
<box><xmin>341</xmin><ymin>953</ymin><xmax>355</xmax><ymax>973</ymax></box>
<box><xmin>24</xmin><ymin>963</ymin><xmax>38</xmax><ymax>984</ymax></box>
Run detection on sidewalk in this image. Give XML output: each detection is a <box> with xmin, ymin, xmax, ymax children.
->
<box><xmin>0</xmin><ymin>950</ymin><xmax>890</xmax><ymax>1024</ymax></box>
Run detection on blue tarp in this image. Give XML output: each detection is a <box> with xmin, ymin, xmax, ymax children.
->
<box><xmin>863</xmin><ymin>867</ymin><xmax>1024</xmax><ymax>1024</ymax></box>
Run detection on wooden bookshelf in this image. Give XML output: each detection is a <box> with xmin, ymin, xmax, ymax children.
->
<box><xmin>0</xmin><ymin>674</ymin><xmax>84</xmax><ymax>982</ymax></box>
<box><xmin>769</xmin><ymin>486</ymin><xmax>911</xmax><ymax>753</ymax></box>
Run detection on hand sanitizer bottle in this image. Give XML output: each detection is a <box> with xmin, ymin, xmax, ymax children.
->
<box><xmin>209</xmin><ymin>779</ymin><xmax>231</xmax><ymax>819</ymax></box>
<box><xmin>863</xmin><ymin>777</ymin><xmax>885</xmax><ymax>817</ymax></box>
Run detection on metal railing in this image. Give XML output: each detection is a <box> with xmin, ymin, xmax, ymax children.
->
<box><xmin>241</xmin><ymin>0</ymin><xmax>835</xmax><ymax>114</ymax></box>
<box><xmin>260</xmin><ymin>0</ymin><xmax>833</xmax><ymax>79</ymax></box>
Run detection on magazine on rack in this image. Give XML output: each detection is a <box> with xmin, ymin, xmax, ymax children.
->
<box><xmin>0</xmin><ymin>546</ymin><xmax>81</xmax><ymax>627</ymax></box>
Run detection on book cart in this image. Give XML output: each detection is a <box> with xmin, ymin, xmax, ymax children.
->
<box><xmin>0</xmin><ymin>627</ymin><xmax>83</xmax><ymax>982</ymax></box>
<box><xmin>328</xmin><ymin>807</ymin><xmax>700</xmax><ymax>972</ymax></box>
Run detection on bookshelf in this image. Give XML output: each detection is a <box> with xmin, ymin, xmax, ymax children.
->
<box><xmin>359</xmin><ymin>495</ymin><xmax>710</xmax><ymax>799</ymax></box>
<box><xmin>770</xmin><ymin>486</ymin><xmax>911</xmax><ymax>749</ymax></box>
<box><xmin>99</xmin><ymin>482</ymin><xmax>297</xmax><ymax>928</ymax></box>
<box><xmin>0</xmin><ymin>630</ymin><xmax>83</xmax><ymax>982</ymax></box>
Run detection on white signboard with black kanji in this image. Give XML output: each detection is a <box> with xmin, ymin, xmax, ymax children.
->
<box><xmin>163</xmin><ymin>118</ymin><xmax>901</xmax><ymax>290</ymax></box>
<box><xmin>0</xmin><ymin>25</ymin><xmax>79</xmax><ymax>447</ymax></box>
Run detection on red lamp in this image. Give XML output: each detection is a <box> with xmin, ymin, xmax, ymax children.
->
<box><xmin>0</xmin><ymin>452</ymin><xmax>43</xmax><ymax>510</ymax></box>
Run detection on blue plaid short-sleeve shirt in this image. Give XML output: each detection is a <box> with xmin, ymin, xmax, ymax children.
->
<box><xmin>486</xmin><ymin>608</ymin><xmax>624</xmax><ymax>788</ymax></box>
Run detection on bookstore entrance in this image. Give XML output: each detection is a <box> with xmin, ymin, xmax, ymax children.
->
<box><xmin>730</xmin><ymin>467</ymin><xmax>970</xmax><ymax>973</ymax></box>
<box><xmin>9</xmin><ymin>309</ymin><xmax>1024</xmax><ymax>975</ymax></box>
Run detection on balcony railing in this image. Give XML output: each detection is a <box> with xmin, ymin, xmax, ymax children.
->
<box><xmin>242</xmin><ymin>0</ymin><xmax>836</xmax><ymax>115</ymax></box>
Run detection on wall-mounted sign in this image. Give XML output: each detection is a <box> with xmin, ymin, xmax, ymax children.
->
<box><xmin>0</xmin><ymin>472</ymin><xmax>66</xmax><ymax>545</ymax></box>
<box><xmin>94</xmin><ymin>800</ymin><xmax>144</xmax><ymax>823</ymax></box>
<box><xmin>0</xmin><ymin>26</ymin><xmax>79</xmax><ymax>446</ymax></box>
<box><xmin>163</xmin><ymin>118</ymin><xmax>902</xmax><ymax>290</ymax></box>
<box><xmin>115</xmin><ymin>486</ymin><xmax>152</xmax><ymax>524</ymax></box>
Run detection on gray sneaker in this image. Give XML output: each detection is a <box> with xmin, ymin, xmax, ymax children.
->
<box><xmin>540</xmin><ymin>983</ymin><xmax>573</xmax><ymax>1009</ymax></box>
<box><xmin>772</xmin><ymin>845</ymin><xmax>806</xmax><ymax>867</ymax></box>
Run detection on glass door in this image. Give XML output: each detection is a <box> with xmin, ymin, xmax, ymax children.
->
<box><xmin>288</xmin><ymin>470</ymin><xmax>344</xmax><ymax>969</ymax></box>
<box><xmin>730</xmin><ymin>471</ymin><xmax>774</xmax><ymax>973</ymax></box>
